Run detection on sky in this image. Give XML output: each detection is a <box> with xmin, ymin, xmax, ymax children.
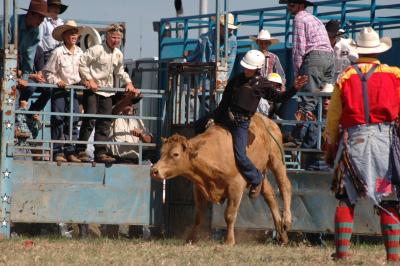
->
<box><xmin>11</xmin><ymin>0</ymin><xmax>400</xmax><ymax>60</ymax></box>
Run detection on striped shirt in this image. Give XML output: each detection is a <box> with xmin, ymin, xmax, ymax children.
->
<box><xmin>261</xmin><ymin>51</ymin><xmax>286</xmax><ymax>87</ymax></box>
<box><xmin>292</xmin><ymin>10</ymin><xmax>333</xmax><ymax>76</ymax></box>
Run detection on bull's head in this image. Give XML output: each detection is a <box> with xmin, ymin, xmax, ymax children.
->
<box><xmin>150</xmin><ymin>134</ymin><xmax>202</xmax><ymax>180</ymax></box>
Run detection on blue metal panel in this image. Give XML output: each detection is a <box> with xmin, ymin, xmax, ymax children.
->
<box><xmin>212</xmin><ymin>171</ymin><xmax>381</xmax><ymax>235</ymax></box>
<box><xmin>10</xmin><ymin>161</ymin><xmax>152</xmax><ymax>225</ymax></box>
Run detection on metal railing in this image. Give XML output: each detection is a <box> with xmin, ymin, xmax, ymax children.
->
<box><xmin>10</xmin><ymin>83</ymin><xmax>164</xmax><ymax>165</ymax></box>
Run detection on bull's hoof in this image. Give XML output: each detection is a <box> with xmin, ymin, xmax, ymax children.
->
<box><xmin>283</xmin><ymin>211</ymin><xmax>292</xmax><ymax>231</ymax></box>
<box><xmin>277</xmin><ymin>231</ymin><xmax>289</xmax><ymax>245</ymax></box>
<box><xmin>224</xmin><ymin>237</ymin><xmax>235</xmax><ymax>245</ymax></box>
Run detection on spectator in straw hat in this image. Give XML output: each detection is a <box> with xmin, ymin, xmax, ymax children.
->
<box><xmin>77</xmin><ymin>24</ymin><xmax>140</xmax><ymax>164</ymax></box>
<box><xmin>43</xmin><ymin>20</ymin><xmax>83</xmax><ymax>163</ymax></box>
<box><xmin>185</xmin><ymin>13</ymin><xmax>238</xmax><ymax>84</ymax></box>
<box><xmin>251</xmin><ymin>29</ymin><xmax>286</xmax><ymax>87</ymax></box>
<box><xmin>325</xmin><ymin>27</ymin><xmax>400</xmax><ymax>261</ymax></box>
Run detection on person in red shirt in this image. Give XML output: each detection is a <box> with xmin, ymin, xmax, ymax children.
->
<box><xmin>325</xmin><ymin>27</ymin><xmax>400</xmax><ymax>261</ymax></box>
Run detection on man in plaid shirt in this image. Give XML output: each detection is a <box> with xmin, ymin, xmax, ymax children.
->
<box><xmin>282</xmin><ymin>0</ymin><xmax>334</xmax><ymax>115</ymax></box>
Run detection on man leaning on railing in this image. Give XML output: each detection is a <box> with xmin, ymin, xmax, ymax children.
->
<box><xmin>76</xmin><ymin>23</ymin><xmax>140</xmax><ymax>164</ymax></box>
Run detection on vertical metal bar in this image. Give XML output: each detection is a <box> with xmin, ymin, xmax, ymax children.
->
<box><xmin>215</xmin><ymin>0</ymin><xmax>220</xmax><ymax>65</ymax></box>
<box><xmin>69</xmin><ymin>88</ymin><xmax>73</xmax><ymax>141</ymax></box>
<box><xmin>370</xmin><ymin>0</ymin><xmax>376</xmax><ymax>27</ymax></box>
<box><xmin>259</xmin><ymin>11</ymin><xmax>264</xmax><ymax>31</ymax></box>
<box><xmin>185</xmin><ymin>74</ymin><xmax>191</xmax><ymax>125</ymax></box>
<box><xmin>223</xmin><ymin>0</ymin><xmax>228</xmax><ymax>68</ymax></box>
<box><xmin>0</xmin><ymin>0</ymin><xmax>16</xmax><ymax>238</ymax></box>
<box><xmin>4</xmin><ymin>0</ymin><xmax>9</xmax><ymax>49</ymax></box>
<box><xmin>13</xmin><ymin>0</ymin><xmax>17</xmax><ymax>48</ymax></box>
<box><xmin>316</xmin><ymin>96</ymin><xmax>322</xmax><ymax>150</ymax></box>
<box><xmin>193</xmin><ymin>74</ymin><xmax>198</xmax><ymax>121</ymax></box>
<box><xmin>340</xmin><ymin>1</ymin><xmax>346</xmax><ymax>28</ymax></box>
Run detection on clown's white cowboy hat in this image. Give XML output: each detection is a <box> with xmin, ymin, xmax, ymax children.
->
<box><xmin>350</xmin><ymin>27</ymin><xmax>392</xmax><ymax>54</ymax></box>
<box><xmin>52</xmin><ymin>20</ymin><xmax>82</xmax><ymax>42</ymax></box>
<box><xmin>250</xmin><ymin>29</ymin><xmax>279</xmax><ymax>45</ymax></box>
<box><xmin>219</xmin><ymin>13</ymin><xmax>239</xmax><ymax>30</ymax></box>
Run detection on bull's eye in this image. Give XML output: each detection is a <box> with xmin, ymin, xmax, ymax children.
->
<box><xmin>173</xmin><ymin>152</ymin><xmax>179</xmax><ymax>158</ymax></box>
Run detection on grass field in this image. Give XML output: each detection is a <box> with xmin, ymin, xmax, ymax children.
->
<box><xmin>0</xmin><ymin>237</ymin><xmax>391</xmax><ymax>266</ymax></box>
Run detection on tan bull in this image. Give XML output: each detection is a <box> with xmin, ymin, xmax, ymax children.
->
<box><xmin>150</xmin><ymin>113</ymin><xmax>292</xmax><ymax>245</ymax></box>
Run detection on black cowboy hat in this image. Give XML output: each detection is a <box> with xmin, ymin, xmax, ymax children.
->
<box><xmin>112</xmin><ymin>94</ymin><xmax>143</xmax><ymax>115</ymax></box>
<box><xmin>279</xmin><ymin>0</ymin><xmax>315</xmax><ymax>7</ymax></box>
<box><xmin>47</xmin><ymin>0</ymin><xmax>68</xmax><ymax>14</ymax></box>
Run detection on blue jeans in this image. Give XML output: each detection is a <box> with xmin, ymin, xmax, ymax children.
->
<box><xmin>230</xmin><ymin>119</ymin><xmax>263</xmax><ymax>186</ymax></box>
<box><xmin>51</xmin><ymin>88</ymin><xmax>80</xmax><ymax>156</ymax></box>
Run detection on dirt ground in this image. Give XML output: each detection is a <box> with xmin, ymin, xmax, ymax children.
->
<box><xmin>0</xmin><ymin>237</ymin><xmax>391</xmax><ymax>266</ymax></box>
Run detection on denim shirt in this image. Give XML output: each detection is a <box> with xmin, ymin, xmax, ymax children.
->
<box><xmin>0</xmin><ymin>15</ymin><xmax>41</xmax><ymax>79</ymax></box>
<box><xmin>187</xmin><ymin>29</ymin><xmax>237</xmax><ymax>79</ymax></box>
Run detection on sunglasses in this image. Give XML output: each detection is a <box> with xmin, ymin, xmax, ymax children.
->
<box><xmin>107</xmin><ymin>24</ymin><xmax>124</xmax><ymax>33</ymax></box>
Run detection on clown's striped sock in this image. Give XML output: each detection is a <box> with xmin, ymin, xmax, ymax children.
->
<box><xmin>380</xmin><ymin>207</ymin><xmax>400</xmax><ymax>261</ymax></box>
<box><xmin>335</xmin><ymin>205</ymin><xmax>354</xmax><ymax>259</ymax></box>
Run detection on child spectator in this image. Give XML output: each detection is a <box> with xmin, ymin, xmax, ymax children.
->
<box><xmin>43</xmin><ymin>20</ymin><xmax>83</xmax><ymax>162</ymax></box>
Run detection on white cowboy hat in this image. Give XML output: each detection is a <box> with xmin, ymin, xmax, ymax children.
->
<box><xmin>350</xmin><ymin>27</ymin><xmax>392</xmax><ymax>54</ymax></box>
<box><xmin>79</xmin><ymin>26</ymin><xmax>102</xmax><ymax>52</ymax></box>
<box><xmin>250</xmin><ymin>29</ymin><xmax>279</xmax><ymax>45</ymax></box>
<box><xmin>52</xmin><ymin>20</ymin><xmax>82</xmax><ymax>42</ymax></box>
<box><xmin>321</xmin><ymin>83</ymin><xmax>334</xmax><ymax>93</ymax></box>
<box><xmin>219</xmin><ymin>13</ymin><xmax>239</xmax><ymax>30</ymax></box>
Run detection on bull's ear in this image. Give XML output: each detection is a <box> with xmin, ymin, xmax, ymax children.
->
<box><xmin>189</xmin><ymin>140</ymin><xmax>206</xmax><ymax>159</ymax></box>
<box><xmin>161</xmin><ymin>137</ymin><xmax>167</xmax><ymax>143</ymax></box>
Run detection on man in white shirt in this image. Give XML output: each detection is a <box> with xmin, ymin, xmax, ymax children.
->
<box><xmin>77</xmin><ymin>24</ymin><xmax>140</xmax><ymax>163</ymax></box>
<box><xmin>43</xmin><ymin>20</ymin><xmax>83</xmax><ymax>163</ymax></box>
<box><xmin>108</xmin><ymin>100</ymin><xmax>153</xmax><ymax>163</ymax></box>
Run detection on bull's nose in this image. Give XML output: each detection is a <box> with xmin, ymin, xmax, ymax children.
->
<box><xmin>150</xmin><ymin>167</ymin><xmax>159</xmax><ymax>177</ymax></box>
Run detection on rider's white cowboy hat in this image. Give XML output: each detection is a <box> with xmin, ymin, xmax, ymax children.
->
<box><xmin>250</xmin><ymin>29</ymin><xmax>279</xmax><ymax>45</ymax></box>
<box><xmin>350</xmin><ymin>27</ymin><xmax>392</xmax><ymax>54</ymax></box>
<box><xmin>52</xmin><ymin>20</ymin><xmax>82</xmax><ymax>42</ymax></box>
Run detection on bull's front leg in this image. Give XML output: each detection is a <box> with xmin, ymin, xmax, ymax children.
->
<box><xmin>186</xmin><ymin>185</ymin><xmax>207</xmax><ymax>244</ymax></box>
<box><xmin>224</xmin><ymin>188</ymin><xmax>243</xmax><ymax>245</ymax></box>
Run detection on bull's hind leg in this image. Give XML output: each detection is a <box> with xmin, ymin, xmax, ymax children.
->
<box><xmin>224</xmin><ymin>185</ymin><xmax>244</xmax><ymax>245</ymax></box>
<box><xmin>261</xmin><ymin>177</ymin><xmax>288</xmax><ymax>244</ymax></box>
<box><xmin>269</xmin><ymin>155</ymin><xmax>292</xmax><ymax>233</ymax></box>
<box><xmin>186</xmin><ymin>186</ymin><xmax>207</xmax><ymax>244</ymax></box>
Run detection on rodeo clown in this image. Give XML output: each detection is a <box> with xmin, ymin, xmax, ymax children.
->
<box><xmin>212</xmin><ymin>50</ymin><xmax>307</xmax><ymax>198</ymax></box>
<box><xmin>325</xmin><ymin>27</ymin><xmax>400</xmax><ymax>261</ymax></box>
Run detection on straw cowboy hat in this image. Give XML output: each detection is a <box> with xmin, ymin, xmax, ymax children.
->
<box><xmin>52</xmin><ymin>20</ymin><xmax>82</xmax><ymax>42</ymax></box>
<box><xmin>279</xmin><ymin>0</ymin><xmax>315</xmax><ymax>7</ymax></box>
<box><xmin>250</xmin><ymin>29</ymin><xmax>279</xmax><ymax>45</ymax></box>
<box><xmin>350</xmin><ymin>27</ymin><xmax>392</xmax><ymax>54</ymax></box>
<box><xmin>219</xmin><ymin>13</ymin><xmax>239</xmax><ymax>30</ymax></box>
<box><xmin>21</xmin><ymin>0</ymin><xmax>54</xmax><ymax>17</ymax></box>
<box><xmin>47</xmin><ymin>0</ymin><xmax>68</xmax><ymax>15</ymax></box>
